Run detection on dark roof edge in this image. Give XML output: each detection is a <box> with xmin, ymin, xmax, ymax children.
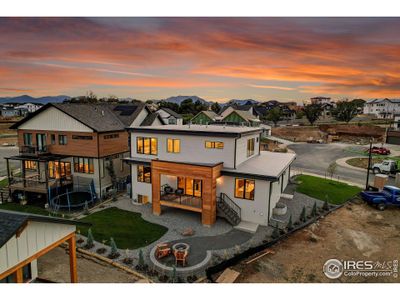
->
<box><xmin>220</xmin><ymin>170</ymin><xmax>278</xmax><ymax>182</ymax></box>
<box><xmin>153</xmin><ymin>159</ymin><xmax>224</xmax><ymax>168</ymax></box>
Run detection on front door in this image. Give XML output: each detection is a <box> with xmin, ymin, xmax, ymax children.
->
<box><xmin>178</xmin><ymin>177</ymin><xmax>202</xmax><ymax>197</ymax></box>
<box><xmin>36</xmin><ymin>134</ymin><xmax>46</xmax><ymax>152</ymax></box>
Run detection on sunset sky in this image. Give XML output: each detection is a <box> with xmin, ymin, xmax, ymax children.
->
<box><xmin>1</xmin><ymin>17</ymin><xmax>400</xmax><ymax>102</ymax></box>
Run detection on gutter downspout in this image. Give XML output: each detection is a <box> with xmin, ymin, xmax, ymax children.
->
<box><xmin>234</xmin><ymin>138</ymin><xmax>237</xmax><ymax>169</ymax></box>
<box><xmin>267</xmin><ymin>181</ymin><xmax>273</xmax><ymax>224</ymax></box>
<box><xmin>97</xmin><ymin>134</ymin><xmax>102</xmax><ymax>199</ymax></box>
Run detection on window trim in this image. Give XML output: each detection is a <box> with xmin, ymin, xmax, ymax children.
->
<box><xmin>234</xmin><ymin>178</ymin><xmax>255</xmax><ymax>200</ymax></box>
<box><xmin>247</xmin><ymin>138</ymin><xmax>255</xmax><ymax>157</ymax></box>
<box><xmin>58</xmin><ymin>134</ymin><xmax>67</xmax><ymax>145</ymax></box>
<box><xmin>205</xmin><ymin>140</ymin><xmax>224</xmax><ymax>149</ymax></box>
<box><xmin>136</xmin><ymin>136</ymin><xmax>158</xmax><ymax>155</ymax></box>
<box><xmin>73</xmin><ymin>157</ymin><xmax>94</xmax><ymax>174</ymax></box>
<box><xmin>167</xmin><ymin>138</ymin><xmax>180</xmax><ymax>153</ymax></box>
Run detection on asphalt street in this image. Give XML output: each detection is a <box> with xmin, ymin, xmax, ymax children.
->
<box><xmin>0</xmin><ymin>146</ymin><xmax>19</xmax><ymax>176</ymax></box>
<box><xmin>288</xmin><ymin>143</ymin><xmax>395</xmax><ymax>187</ymax></box>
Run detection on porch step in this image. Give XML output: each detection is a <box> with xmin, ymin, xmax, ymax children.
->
<box><xmin>234</xmin><ymin>221</ymin><xmax>259</xmax><ymax>233</ymax></box>
<box><xmin>217</xmin><ymin>201</ymin><xmax>240</xmax><ymax>226</ymax></box>
<box><xmin>281</xmin><ymin>193</ymin><xmax>294</xmax><ymax>200</ymax></box>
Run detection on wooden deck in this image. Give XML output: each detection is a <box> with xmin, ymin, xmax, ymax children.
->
<box><xmin>9</xmin><ymin>179</ymin><xmax>73</xmax><ymax>194</ymax></box>
<box><xmin>160</xmin><ymin>194</ymin><xmax>202</xmax><ymax>213</ymax></box>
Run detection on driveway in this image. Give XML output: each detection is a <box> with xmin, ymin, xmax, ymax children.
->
<box><xmin>288</xmin><ymin>143</ymin><xmax>395</xmax><ymax>186</ymax></box>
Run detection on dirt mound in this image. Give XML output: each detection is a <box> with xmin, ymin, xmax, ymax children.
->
<box><xmin>272</xmin><ymin>126</ymin><xmax>324</xmax><ymax>142</ymax></box>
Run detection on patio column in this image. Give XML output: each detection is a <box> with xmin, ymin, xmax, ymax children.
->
<box><xmin>68</xmin><ymin>234</ymin><xmax>78</xmax><ymax>283</ymax></box>
<box><xmin>151</xmin><ymin>165</ymin><xmax>161</xmax><ymax>216</ymax></box>
<box><xmin>15</xmin><ymin>267</ymin><xmax>23</xmax><ymax>283</ymax></box>
<box><xmin>201</xmin><ymin>177</ymin><xmax>216</xmax><ymax>226</ymax></box>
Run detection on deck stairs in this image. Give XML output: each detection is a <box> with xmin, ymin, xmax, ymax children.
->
<box><xmin>217</xmin><ymin>193</ymin><xmax>241</xmax><ymax>226</ymax></box>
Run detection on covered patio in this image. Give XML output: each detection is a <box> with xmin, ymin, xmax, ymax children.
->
<box><xmin>151</xmin><ymin>160</ymin><xmax>223</xmax><ymax>226</ymax></box>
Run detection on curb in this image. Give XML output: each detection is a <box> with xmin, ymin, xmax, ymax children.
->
<box><xmin>335</xmin><ymin>156</ymin><xmax>367</xmax><ymax>172</ymax></box>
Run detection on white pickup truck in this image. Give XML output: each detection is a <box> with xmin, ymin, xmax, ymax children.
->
<box><xmin>372</xmin><ymin>160</ymin><xmax>399</xmax><ymax>175</ymax></box>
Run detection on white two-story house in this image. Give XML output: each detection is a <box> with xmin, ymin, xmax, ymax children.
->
<box><xmin>125</xmin><ymin>124</ymin><xmax>295</xmax><ymax>228</ymax></box>
<box><xmin>363</xmin><ymin>98</ymin><xmax>400</xmax><ymax>119</ymax></box>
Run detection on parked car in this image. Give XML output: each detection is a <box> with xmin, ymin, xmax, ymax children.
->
<box><xmin>371</xmin><ymin>159</ymin><xmax>399</xmax><ymax>174</ymax></box>
<box><xmin>365</xmin><ymin>146</ymin><xmax>391</xmax><ymax>155</ymax></box>
<box><xmin>360</xmin><ymin>185</ymin><xmax>400</xmax><ymax>210</ymax></box>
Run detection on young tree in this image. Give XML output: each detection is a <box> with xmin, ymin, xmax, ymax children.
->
<box><xmin>266</xmin><ymin>107</ymin><xmax>283</xmax><ymax>127</ymax></box>
<box><xmin>170</xmin><ymin>266</ymin><xmax>177</xmax><ymax>283</ymax></box>
<box><xmin>271</xmin><ymin>226</ymin><xmax>280</xmax><ymax>239</ymax></box>
<box><xmin>109</xmin><ymin>237</ymin><xmax>119</xmax><ymax>257</ymax></box>
<box><xmin>327</xmin><ymin>162</ymin><xmax>337</xmax><ymax>180</ymax></box>
<box><xmin>211</xmin><ymin>102</ymin><xmax>221</xmax><ymax>113</ymax></box>
<box><xmin>300</xmin><ymin>206</ymin><xmax>307</xmax><ymax>222</ymax></box>
<box><xmin>85</xmin><ymin>228</ymin><xmax>94</xmax><ymax>249</ymax></box>
<box><xmin>332</xmin><ymin>101</ymin><xmax>359</xmax><ymax>123</ymax></box>
<box><xmin>287</xmin><ymin>214</ymin><xmax>293</xmax><ymax>231</ymax></box>
<box><xmin>138</xmin><ymin>249</ymin><xmax>145</xmax><ymax>267</ymax></box>
<box><xmin>303</xmin><ymin>104</ymin><xmax>323</xmax><ymax>125</ymax></box>
<box><xmin>295</xmin><ymin>110</ymin><xmax>305</xmax><ymax>119</ymax></box>
<box><xmin>311</xmin><ymin>202</ymin><xmax>317</xmax><ymax>218</ymax></box>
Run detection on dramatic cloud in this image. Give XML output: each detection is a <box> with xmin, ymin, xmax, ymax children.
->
<box><xmin>0</xmin><ymin>17</ymin><xmax>400</xmax><ymax>101</ymax></box>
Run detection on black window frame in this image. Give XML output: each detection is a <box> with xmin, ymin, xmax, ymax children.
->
<box><xmin>58</xmin><ymin>134</ymin><xmax>67</xmax><ymax>145</ymax></box>
<box><xmin>205</xmin><ymin>140</ymin><xmax>224</xmax><ymax>149</ymax></box>
<box><xmin>136</xmin><ymin>136</ymin><xmax>157</xmax><ymax>155</ymax></box>
<box><xmin>234</xmin><ymin>178</ymin><xmax>255</xmax><ymax>200</ymax></box>
<box><xmin>73</xmin><ymin>157</ymin><xmax>94</xmax><ymax>174</ymax></box>
<box><xmin>137</xmin><ymin>165</ymin><xmax>151</xmax><ymax>183</ymax></box>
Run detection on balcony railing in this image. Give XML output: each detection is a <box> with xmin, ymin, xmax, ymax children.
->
<box><xmin>19</xmin><ymin>144</ymin><xmax>51</xmax><ymax>156</ymax></box>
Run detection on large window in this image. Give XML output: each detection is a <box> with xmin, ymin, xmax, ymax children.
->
<box><xmin>136</xmin><ymin>137</ymin><xmax>157</xmax><ymax>155</ymax></box>
<box><xmin>59</xmin><ymin>135</ymin><xmax>67</xmax><ymax>145</ymax></box>
<box><xmin>235</xmin><ymin>178</ymin><xmax>255</xmax><ymax>200</ymax></box>
<box><xmin>205</xmin><ymin>141</ymin><xmax>224</xmax><ymax>149</ymax></box>
<box><xmin>23</xmin><ymin>133</ymin><xmax>32</xmax><ymax>146</ymax></box>
<box><xmin>48</xmin><ymin>161</ymin><xmax>71</xmax><ymax>179</ymax></box>
<box><xmin>104</xmin><ymin>133</ymin><xmax>119</xmax><ymax>139</ymax></box>
<box><xmin>50</xmin><ymin>134</ymin><xmax>56</xmax><ymax>145</ymax></box>
<box><xmin>72</xmin><ymin>135</ymin><xmax>93</xmax><ymax>140</ymax></box>
<box><xmin>137</xmin><ymin>165</ymin><xmax>151</xmax><ymax>183</ymax></box>
<box><xmin>247</xmin><ymin>138</ymin><xmax>255</xmax><ymax>157</ymax></box>
<box><xmin>167</xmin><ymin>138</ymin><xmax>180</xmax><ymax>153</ymax></box>
<box><xmin>24</xmin><ymin>160</ymin><xmax>37</xmax><ymax>170</ymax></box>
<box><xmin>73</xmin><ymin>157</ymin><xmax>94</xmax><ymax>174</ymax></box>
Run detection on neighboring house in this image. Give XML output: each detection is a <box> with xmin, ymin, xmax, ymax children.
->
<box><xmin>190</xmin><ymin>111</ymin><xmax>218</xmax><ymax>124</ymax></box>
<box><xmin>219</xmin><ymin>104</ymin><xmax>255</xmax><ymax>118</ymax></box>
<box><xmin>386</xmin><ymin>114</ymin><xmax>400</xmax><ymax>145</ymax></box>
<box><xmin>0</xmin><ymin>210</ymin><xmax>88</xmax><ymax>283</ymax></box>
<box><xmin>156</xmin><ymin>107</ymin><xmax>183</xmax><ymax>125</ymax></box>
<box><xmin>7</xmin><ymin>102</ymin><xmax>163</xmax><ymax>203</ymax></box>
<box><xmin>220</xmin><ymin>109</ymin><xmax>261</xmax><ymax>127</ymax></box>
<box><xmin>15</xmin><ymin>103</ymin><xmax>43</xmax><ymax>114</ymax></box>
<box><xmin>310</xmin><ymin>96</ymin><xmax>332</xmax><ymax>105</ymax></box>
<box><xmin>320</xmin><ymin>103</ymin><xmax>335</xmax><ymax>118</ymax></box>
<box><xmin>363</xmin><ymin>98</ymin><xmax>400</xmax><ymax>119</ymax></box>
<box><xmin>0</xmin><ymin>106</ymin><xmax>24</xmax><ymax>118</ymax></box>
<box><xmin>125</xmin><ymin>124</ymin><xmax>295</xmax><ymax>228</ymax></box>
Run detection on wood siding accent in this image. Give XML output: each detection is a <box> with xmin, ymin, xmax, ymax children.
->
<box><xmin>98</xmin><ymin>131</ymin><xmax>129</xmax><ymax>157</ymax></box>
<box><xmin>151</xmin><ymin>160</ymin><xmax>222</xmax><ymax>226</ymax></box>
<box><xmin>17</xmin><ymin>129</ymin><xmax>129</xmax><ymax>158</ymax></box>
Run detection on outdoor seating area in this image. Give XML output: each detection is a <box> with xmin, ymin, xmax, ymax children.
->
<box><xmin>160</xmin><ymin>185</ymin><xmax>202</xmax><ymax>210</ymax></box>
<box><xmin>155</xmin><ymin>242</ymin><xmax>190</xmax><ymax>267</ymax></box>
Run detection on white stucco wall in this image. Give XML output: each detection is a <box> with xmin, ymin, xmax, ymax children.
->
<box><xmin>0</xmin><ymin>221</ymin><xmax>75</xmax><ymax>277</ymax></box>
<box><xmin>130</xmin><ymin>132</ymin><xmax>236</xmax><ymax>168</ymax></box>
<box><xmin>236</xmin><ymin>133</ymin><xmax>260</xmax><ymax>166</ymax></box>
<box><xmin>18</xmin><ymin>106</ymin><xmax>93</xmax><ymax>132</ymax></box>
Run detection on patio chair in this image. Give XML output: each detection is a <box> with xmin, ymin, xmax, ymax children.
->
<box><xmin>155</xmin><ymin>243</ymin><xmax>171</xmax><ymax>259</ymax></box>
<box><xmin>164</xmin><ymin>186</ymin><xmax>174</xmax><ymax>194</ymax></box>
<box><xmin>174</xmin><ymin>250</ymin><xmax>188</xmax><ymax>267</ymax></box>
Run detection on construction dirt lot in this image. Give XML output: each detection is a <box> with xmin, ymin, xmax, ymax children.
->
<box><xmin>38</xmin><ymin>247</ymin><xmax>140</xmax><ymax>283</ymax></box>
<box><xmin>232</xmin><ymin>201</ymin><xmax>400</xmax><ymax>283</ymax></box>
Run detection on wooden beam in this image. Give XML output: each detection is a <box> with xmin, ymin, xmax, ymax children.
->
<box><xmin>15</xmin><ymin>268</ymin><xmax>23</xmax><ymax>283</ymax></box>
<box><xmin>0</xmin><ymin>232</ymin><xmax>75</xmax><ymax>280</ymax></box>
<box><xmin>68</xmin><ymin>234</ymin><xmax>78</xmax><ymax>283</ymax></box>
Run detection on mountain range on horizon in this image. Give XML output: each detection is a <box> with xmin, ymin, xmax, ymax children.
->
<box><xmin>0</xmin><ymin>94</ymin><xmax>290</xmax><ymax>106</ymax></box>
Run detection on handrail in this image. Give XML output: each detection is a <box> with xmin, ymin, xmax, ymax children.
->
<box><xmin>19</xmin><ymin>144</ymin><xmax>51</xmax><ymax>155</ymax></box>
<box><xmin>218</xmin><ymin>192</ymin><xmax>241</xmax><ymax>220</ymax></box>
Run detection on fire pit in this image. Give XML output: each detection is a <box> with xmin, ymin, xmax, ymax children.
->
<box><xmin>172</xmin><ymin>242</ymin><xmax>190</xmax><ymax>253</ymax></box>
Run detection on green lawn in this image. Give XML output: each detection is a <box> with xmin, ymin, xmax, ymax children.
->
<box><xmin>78</xmin><ymin>207</ymin><xmax>168</xmax><ymax>249</ymax></box>
<box><xmin>0</xmin><ymin>202</ymin><xmax>53</xmax><ymax>216</ymax></box>
<box><xmin>295</xmin><ymin>175</ymin><xmax>362</xmax><ymax>205</ymax></box>
<box><xmin>0</xmin><ymin>177</ymin><xmax>8</xmax><ymax>188</ymax></box>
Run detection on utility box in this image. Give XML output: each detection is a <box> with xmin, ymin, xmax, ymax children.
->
<box><xmin>374</xmin><ymin>174</ymin><xmax>388</xmax><ymax>190</ymax></box>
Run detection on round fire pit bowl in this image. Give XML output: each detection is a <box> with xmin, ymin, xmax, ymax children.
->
<box><xmin>172</xmin><ymin>242</ymin><xmax>190</xmax><ymax>253</ymax></box>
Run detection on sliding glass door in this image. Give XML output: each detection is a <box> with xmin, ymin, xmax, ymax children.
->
<box><xmin>177</xmin><ymin>177</ymin><xmax>202</xmax><ymax>197</ymax></box>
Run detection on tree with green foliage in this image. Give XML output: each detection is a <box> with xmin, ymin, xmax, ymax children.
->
<box><xmin>300</xmin><ymin>206</ymin><xmax>307</xmax><ymax>222</ymax></box>
<box><xmin>266</xmin><ymin>107</ymin><xmax>283</xmax><ymax>127</ymax></box>
<box><xmin>85</xmin><ymin>228</ymin><xmax>94</xmax><ymax>248</ymax></box>
<box><xmin>323</xmin><ymin>196</ymin><xmax>330</xmax><ymax>211</ymax></box>
<box><xmin>303</xmin><ymin>104</ymin><xmax>323</xmax><ymax>125</ymax></box>
<box><xmin>326</xmin><ymin>162</ymin><xmax>337</xmax><ymax>180</ymax></box>
<box><xmin>158</xmin><ymin>100</ymin><xmax>180</xmax><ymax>113</ymax></box>
<box><xmin>110</xmin><ymin>237</ymin><xmax>119</xmax><ymax>256</ymax></box>
<box><xmin>211</xmin><ymin>102</ymin><xmax>221</xmax><ymax>113</ymax></box>
<box><xmin>295</xmin><ymin>110</ymin><xmax>305</xmax><ymax>119</ymax></box>
<box><xmin>287</xmin><ymin>214</ymin><xmax>293</xmax><ymax>231</ymax></box>
<box><xmin>311</xmin><ymin>202</ymin><xmax>317</xmax><ymax>218</ymax></box>
<box><xmin>138</xmin><ymin>249</ymin><xmax>145</xmax><ymax>267</ymax></box>
<box><xmin>332</xmin><ymin>101</ymin><xmax>359</xmax><ymax>123</ymax></box>
<box><xmin>171</xmin><ymin>266</ymin><xmax>177</xmax><ymax>283</ymax></box>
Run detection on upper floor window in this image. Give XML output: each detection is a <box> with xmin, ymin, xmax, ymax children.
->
<box><xmin>24</xmin><ymin>160</ymin><xmax>37</xmax><ymax>170</ymax></box>
<box><xmin>137</xmin><ymin>137</ymin><xmax>157</xmax><ymax>155</ymax></box>
<box><xmin>59</xmin><ymin>135</ymin><xmax>67</xmax><ymax>145</ymax></box>
<box><xmin>137</xmin><ymin>165</ymin><xmax>151</xmax><ymax>183</ymax></box>
<box><xmin>247</xmin><ymin>138</ymin><xmax>255</xmax><ymax>157</ymax></box>
<box><xmin>23</xmin><ymin>133</ymin><xmax>32</xmax><ymax>146</ymax></box>
<box><xmin>235</xmin><ymin>178</ymin><xmax>255</xmax><ymax>200</ymax></box>
<box><xmin>205</xmin><ymin>141</ymin><xmax>224</xmax><ymax>149</ymax></box>
<box><xmin>167</xmin><ymin>138</ymin><xmax>180</xmax><ymax>153</ymax></box>
<box><xmin>50</xmin><ymin>134</ymin><xmax>56</xmax><ymax>145</ymax></box>
<box><xmin>168</xmin><ymin>118</ymin><xmax>177</xmax><ymax>125</ymax></box>
<box><xmin>104</xmin><ymin>134</ymin><xmax>119</xmax><ymax>139</ymax></box>
<box><xmin>72</xmin><ymin>135</ymin><xmax>93</xmax><ymax>140</ymax></box>
<box><xmin>73</xmin><ymin>157</ymin><xmax>94</xmax><ymax>174</ymax></box>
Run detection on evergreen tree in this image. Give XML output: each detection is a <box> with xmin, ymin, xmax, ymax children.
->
<box><xmin>110</xmin><ymin>237</ymin><xmax>118</xmax><ymax>256</ymax></box>
<box><xmin>171</xmin><ymin>266</ymin><xmax>177</xmax><ymax>283</ymax></box>
<box><xmin>86</xmin><ymin>228</ymin><xmax>94</xmax><ymax>248</ymax></box>
<box><xmin>311</xmin><ymin>202</ymin><xmax>317</xmax><ymax>218</ymax></box>
<box><xmin>300</xmin><ymin>206</ymin><xmax>307</xmax><ymax>222</ymax></box>
<box><xmin>323</xmin><ymin>197</ymin><xmax>330</xmax><ymax>211</ymax></box>
<box><xmin>138</xmin><ymin>249</ymin><xmax>145</xmax><ymax>267</ymax></box>
<box><xmin>287</xmin><ymin>214</ymin><xmax>293</xmax><ymax>231</ymax></box>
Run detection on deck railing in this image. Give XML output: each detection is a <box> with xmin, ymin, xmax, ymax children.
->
<box><xmin>19</xmin><ymin>144</ymin><xmax>51</xmax><ymax>156</ymax></box>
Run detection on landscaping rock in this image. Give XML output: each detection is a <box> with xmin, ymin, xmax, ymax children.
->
<box><xmin>181</xmin><ymin>227</ymin><xmax>195</xmax><ymax>236</ymax></box>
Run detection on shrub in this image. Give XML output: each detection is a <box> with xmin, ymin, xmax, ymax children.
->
<box><xmin>158</xmin><ymin>275</ymin><xmax>169</xmax><ymax>283</ymax></box>
<box><xmin>311</xmin><ymin>202</ymin><xmax>317</xmax><ymax>218</ymax></box>
<box><xmin>123</xmin><ymin>257</ymin><xmax>133</xmax><ymax>265</ymax></box>
<box><xmin>138</xmin><ymin>249</ymin><xmax>145</xmax><ymax>267</ymax></box>
<box><xmin>323</xmin><ymin>199</ymin><xmax>330</xmax><ymax>211</ymax></box>
<box><xmin>108</xmin><ymin>237</ymin><xmax>120</xmax><ymax>259</ymax></box>
<box><xmin>84</xmin><ymin>228</ymin><xmax>94</xmax><ymax>249</ymax></box>
<box><xmin>170</xmin><ymin>266</ymin><xmax>177</xmax><ymax>283</ymax></box>
<box><xmin>96</xmin><ymin>247</ymin><xmax>107</xmax><ymax>254</ymax></box>
<box><xmin>271</xmin><ymin>226</ymin><xmax>280</xmax><ymax>239</ymax></box>
<box><xmin>300</xmin><ymin>206</ymin><xmax>307</xmax><ymax>222</ymax></box>
<box><xmin>287</xmin><ymin>214</ymin><xmax>293</xmax><ymax>231</ymax></box>
<box><xmin>187</xmin><ymin>275</ymin><xmax>198</xmax><ymax>283</ymax></box>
